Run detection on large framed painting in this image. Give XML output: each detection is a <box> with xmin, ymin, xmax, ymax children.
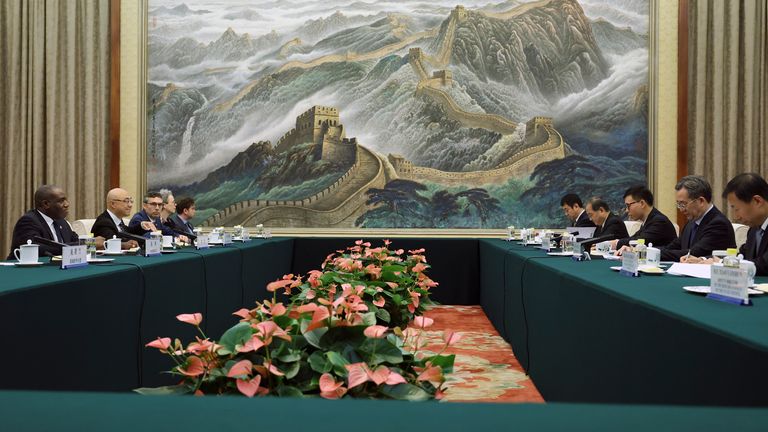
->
<box><xmin>146</xmin><ymin>0</ymin><xmax>653</xmax><ymax>229</ymax></box>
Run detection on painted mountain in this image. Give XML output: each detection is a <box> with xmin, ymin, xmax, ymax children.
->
<box><xmin>147</xmin><ymin>0</ymin><xmax>649</xmax><ymax>228</ymax></box>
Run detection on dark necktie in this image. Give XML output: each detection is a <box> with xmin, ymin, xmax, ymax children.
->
<box><xmin>52</xmin><ymin>221</ymin><xmax>64</xmax><ymax>243</ymax></box>
<box><xmin>687</xmin><ymin>223</ymin><xmax>699</xmax><ymax>249</ymax></box>
<box><xmin>118</xmin><ymin>221</ymin><xmax>127</xmax><ymax>232</ymax></box>
<box><xmin>755</xmin><ymin>228</ymin><xmax>765</xmax><ymax>257</ymax></box>
<box><xmin>186</xmin><ymin>222</ymin><xmax>194</xmax><ymax>233</ymax></box>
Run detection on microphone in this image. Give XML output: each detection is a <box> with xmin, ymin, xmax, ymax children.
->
<box><xmin>578</xmin><ymin>234</ymin><xmax>619</xmax><ymax>250</ymax></box>
<box><xmin>32</xmin><ymin>236</ymin><xmax>68</xmax><ymax>256</ymax></box>
<box><xmin>169</xmin><ymin>227</ymin><xmax>197</xmax><ymax>240</ymax></box>
<box><xmin>116</xmin><ymin>231</ymin><xmax>147</xmax><ymax>246</ymax></box>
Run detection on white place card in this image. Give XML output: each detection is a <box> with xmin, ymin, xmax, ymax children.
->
<box><xmin>621</xmin><ymin>251</ymin><xmax>639</xmax><ymax>277</ymax></box>
<box><xmin>61</xmin><ymin>245</ymin><xmax>88</xmax><ymax>269</ymax></box>
<box><xmin>196</xmin><ymin>234</ymin><xmax>209</xmax><ymax>250</ymax></box>
<box><xmin>144</xmin><ymin>238</ymin><xmax>162</xmax><ymax>257</ymax></box>
<box><xmin>241</xmin><ymin>229</ymin><xmax>250</xmax><ymax>242</ymax></box>
<box><xmin>222</xmin><ymin>232</ymin><xmax>233</xmax><ymax>245</ymax></box>
<box><xmin>709</xmin><ymin>264</ymin><xmax>749</xmax><ymax>304</ymax></box>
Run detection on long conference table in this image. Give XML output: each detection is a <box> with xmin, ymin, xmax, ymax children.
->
<box><xmin>1</xmin><ymin>237</ymin><xmax>768</xmax><ymax>430</ymax></box>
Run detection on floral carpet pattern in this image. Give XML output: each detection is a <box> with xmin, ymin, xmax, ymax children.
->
<box><xmin>418</xmin><ymin>305</ymin><xmax>544</xmax><ymax>403</ymax></box>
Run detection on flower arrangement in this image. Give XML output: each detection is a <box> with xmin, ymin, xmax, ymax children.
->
<box><xmin>138</xmin><ymin>240</ymin><xmax>458</xmax><ymax>400</ymax></box>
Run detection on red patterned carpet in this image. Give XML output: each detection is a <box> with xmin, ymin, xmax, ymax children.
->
<box><xmin>418</xmin><ymin>305</ymin><xmax>544</xmax><ymax>403</ymax></box>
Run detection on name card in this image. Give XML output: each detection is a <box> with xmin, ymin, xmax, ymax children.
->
<box><xmin>621</xmin><ymin>251</ymin><xmax>639</xmax><ymax>277</ymax></box>
<box><xmin>61</xmin><ymin>245</ymin><xmax>88</xmax><ymax>269</ymax></box>
<box><xmin>222</xmin><ymin>232</ymin><xmax>233</xmax><ymax>245</ymax></box>
<box><xmin>145</xmin><ymin>238</ymin><xmax>162</xmax><ymax>257</ymax></box>
<box><xmin>709</xmin><ymin>264</ymin><xmax>750</xmax><ymax>305</ymax></box>
<box><xmin>196</xmin><ymin>234</ymin><xmax>209</xmax><ymax>250</ymax></box>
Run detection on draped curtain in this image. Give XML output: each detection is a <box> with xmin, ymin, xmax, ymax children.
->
<box><xmin>688</xmin><ymin>0</ymin><xmax>768</xmax><ymax>213</ymax></box>
<box><xmin>0</xmin><ymin>0</ymin><xmax>110</xmax><ymax>255</ymax></box>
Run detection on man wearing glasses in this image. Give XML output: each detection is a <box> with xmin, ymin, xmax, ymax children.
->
<box><xmin>91</xmin><ymin>188</ymin><xmax>153</xmax><ymax>249</ymax></box>
<box><xmin>614</xmin><ymin>185</ymin><xmax>677</xmax><ymax>250</ymax></box>
<box><xmin>661</xmin><ymin>176</ymin><xmax>735</xmax><ymax>261</ymax></box>
<box><xmin>129</xmin><ymin>191</ymin><xmax>179</xmax><ymax>238</ymax></box>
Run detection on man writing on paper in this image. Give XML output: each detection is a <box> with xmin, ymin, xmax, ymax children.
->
<box><xmin>659</xmin><ymin>176</ymin><xmax>735</xmax><ymax>262</ymax></box>
<box><xmin>8</xmin><ymin>185</ymin><xmax>103</xmax><ymax>259</ymax></box>
<box><xmin>614</xmin><ymin>186</ymin><xmax>677</xmax><ymax>252</ymax></box>
<box><xmin>585</xmin><ymin>197</ymin><xmax>629</xmax><ymax>240</ymax></box>
<box><xmin>166</xmin><ymin>197</ymin><xmax>196</xmax><ymax>236</ymax></box>
<box><xmin>561</xmin><ymin>194</ymin><xmax>595</xmax><ymax>228</ymax></box>
<box><xmin>686</xmin><ymin>173</ymin><xmax>768</xmax><ymax>275</ymax></box>
<box><xmin>91</xmin><ymin>188</ymin><xmax>154</xmax><ymax>249</ymax></box>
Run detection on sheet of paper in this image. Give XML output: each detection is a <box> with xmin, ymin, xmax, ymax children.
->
<box><xmin>667</xmin><ymin>263</ymin><xmax>712</xmax><ymax>279</ymax></box>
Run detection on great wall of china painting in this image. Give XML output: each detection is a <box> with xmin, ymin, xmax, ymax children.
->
<box><xmin>147</xmin><ymin>0</ymin><xmax>650</xmax><ymax>229</ymax></box>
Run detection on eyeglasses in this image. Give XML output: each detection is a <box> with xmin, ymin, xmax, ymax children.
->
<box><xmin>624</xmin><ymin>201</ymin><xmax>639</xmax><ymax>209</ymax></box>
<box><xmin>146</xmin><ymin>202</ymin><xmax>163</xmax><ymax>207</ymax></box>
<box><xmin>112</xmin><ymin>198</ymin><xmax>134</xmax><ymax>204</ymax></box>
<box><xmin>675</xmin><ymin>199</ymin><xmax>695</xmax><ymax>210</ymax></box>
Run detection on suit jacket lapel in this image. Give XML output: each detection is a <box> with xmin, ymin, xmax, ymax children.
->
<box><xmin>31</xmin><ymin>210</ymin><xmax>54</xmax><ymax>241</ymax></box>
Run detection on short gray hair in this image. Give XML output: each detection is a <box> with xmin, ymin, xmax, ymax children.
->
<box><xmin>158</xmin><ymin>188</ymin><xmax>174</xmax><ymax>204</ymax></box>
<box><xmin>675</xmin><ymin>175</ymin><xmax>712</xmax><ymax>202</ymax></box>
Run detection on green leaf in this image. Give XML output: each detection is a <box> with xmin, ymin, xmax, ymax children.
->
<box><xmin>303</xmin><ymin>327</ymin><xmax>328</xmax><ymax>349</ymax></box>
<box><xmin>360</xmin><ymin>338</ymin><xmax>403</xmax><ymax>365</ymax></box>
<box><xmin>360</xmin><ymin>311</ymin><xmax>377</xmax><ymax>326</ymax></box>
<box><xmin>425</xmin><ymin>354</ymin><xmax>455</xmax><ymax>374</ymax></box>
<box><xmin>281</xmin><ymin>360</ymin><xmax>301</xmax><ymax>379</ymax></box>
<box><xmin>276</xmin><ymin>385</ymin><xmax>304</xmax><ymax>398</ymax></box>
<box><xmin>276</xmin><ymin>351</ymin><xmax>302</xmax><ymax>363</ymax></box>
<box><xmin>133</xmin><ymin>384</ymin><xmax>190</xmax><ymax>396</ymax></box>
<box><xmin>386</xmin><ymin>333</ymin><xmax>403</xmax><ymax>348</ymax></box>
<box><xmin>273</xmin><ymin>314</ymin><xmax>294</xmax><ymax>329</ymax></box>
<box><xmin>392</xmin><ymin>294</ymin><xmax>402</xmax><ymax>305</ymax></box>
<box><xmin>378</xmin><ymin>383</ymin><xmax>432</xmax><ymax>401</ymax></box>
<box><xmin>326</xmin><ymin>351</ymin><xmax>350</xmax><ymax>376</ymax></box>
<box><xmin>308</xmin><ymin>351</ymin><xmax>332</xmax><ymax>373</ymax></box>
<box><xmin>217</xmin><ymin>322</ymin><xmax>253</xmax><ymax>355</ymax></box>
<box><xmin>320</xmin><ymin>326</ymin><xmax>366</xmax><ymax>350</ymax></box>
<box><xmin>375</xmin><ymin>308</ymin><xmax>391</xmax><ymax>323</ymax></box>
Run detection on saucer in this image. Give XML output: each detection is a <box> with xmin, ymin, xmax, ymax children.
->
<box><xmin>14</xmin><ymin>262</ymin><xmax>44</xmax><ymax>267</ymax></box>
<box><xmin>99</xmin><ymin>250</ymin><xmax>125</xmax><ymax>256</ymax></box>
<box><xmin>87</xmin><ymin>258</ymin><xmax>114</xmax><ymax>263</ymax></box>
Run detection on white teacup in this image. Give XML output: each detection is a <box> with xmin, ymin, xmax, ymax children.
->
<box><xmin>741</xmin><ymin>260</ymin><xmax>757</xmax><ymax>286</ymax></box>
<box><xmin>14</xmin><ymin>242</ymin><xmax>39</xmax><ymax>264</ymax></box>
<box><xmin>105</xmin><ymin>237</ymin><xmax>122</xmax><ymax>253</ymax></box>
<box><xmin>646</xmin><ymin>247</ymin><xmax>661</xmax><ymax>267</ymax></box>
<box><xmin>162</xmin><ymin>235</ymin><xmax>173</xmax><ymax>248</ymax></box>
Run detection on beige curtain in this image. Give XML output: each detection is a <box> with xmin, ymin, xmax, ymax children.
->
<box><xmin>0</xmin><ymin>0</ymin><xmax>110</xmax><ymax>255</ymax></box>
<box><xmin>688</xmin><ymin>0</ymin><xmax>768</xmax><ymax>213</ymax></box>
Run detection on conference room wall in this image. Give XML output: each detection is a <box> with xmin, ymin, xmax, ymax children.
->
<box><xmin>117</xmin><ymin>1</ymin><xmax>681</xmax><ymax>224</ymax></box>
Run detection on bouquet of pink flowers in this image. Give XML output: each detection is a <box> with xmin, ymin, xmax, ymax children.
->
<box><xmin>138</xmin><ymin>241</ymin><xmax>458</xmax><ymax>400</ymax></box>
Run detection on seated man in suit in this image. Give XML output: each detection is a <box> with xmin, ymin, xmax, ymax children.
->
<box><xmin>614</xmin><ymin>185</ymin><xmax>678</xmax><ymax>251</ymax></box>
<box><xmin>129</xmin><ymin>192</ymin><xmax>189</xmax><ymax>242</ymax></box>
<box><xmin>560</xmin><ymin>193</ymin><xmax>595</xmax><ymax>228</ymax></box>
<box><xmin>661</xmin><ymin>176</ymin><xmax>736</xmax><ymax>261</ymax></box>
<box><xmin>686</xmin><ymin>173</ymin><xmax>768</xmax><ymax>275</ymax></box>
<box><xmin>7</xmin><ymin>185</ymin><xmax>103</xmax><ymax>259</ymax></box>
<box><xmin>167</xmin><ymin>197</ymin><xmax>196</xmax><ymax>235</ymax></box>
<box><xmin>585</xmin><ymin>197</ymin><xmax>629</xmax><ymax>240</ymax></box>
<box><xmin>91</xmin><ymin>188</ymin><xmax>155</xmax><ymax>249</ymax></box>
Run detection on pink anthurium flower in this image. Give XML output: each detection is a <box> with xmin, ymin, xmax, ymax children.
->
<box><xmin>364</xmin><ymin>325</ymin><xmax>388</xmax><ymax>339</ymax></box>
<box><xmin>236</xmin><ymin>375</ymin><xmax>262</xmax><ymax>398</ymax></box>
<box><xmin>232</xmin><ymin>308</ymin><xmax>251</xmax><ymax>320</ymax></box>
<box><xmin>416</xmin><ymin>363</ymin><xmax>443</xmax><ymax>384</ymax></box>
<box><xmin>176</xmin><ymin>313</ymin><xmax>203</xmax><ymax>326</ymax></box>
<box><xmin>238</xmin><ymin>334</ymin><xmax>265</xmax><ymax>353</ymax></box>
<box><xmin>266</xmin><ymin>279</ymin><xmax>294</xmax><ymax>293</ymax></box>
<box><xmin>146</xmin><ymin>337</ymin><xmax>171</xmax><ymax>350</ymax></box>
<box><xmin>368</xmin><ymin>366</ymin><xmax>391</xmax><ymax>385</ymax></box>
<box><xmin>373</xmin><ymin>296</ymin><xmax>385</xmax><ymax>307</ymax></box>
<box><xmin>345</xmin><ymin>363</ymin><xmax>371</xmax><ymax>389</ymax></box>
<box><xmin>412</xmin><ymin>263</ymin><xmax>427</xmax><ymax>273</ymax></box>
<box><xmin>264</xmin><ymin>361</ymin><xmax>285</xmax><ymax>376</ymax></box>
<box><xmin>227</xmin><ymin>359</ymin><xmax>253</xmax><ymax>378</ymax></box>
<box><xmin>270</xmin><ymin>303</ymin><xmax>287</xmax><ymax>316</ymax></box>
<box><xmin>385</xmin><ymin>371</ymin><xmax>407</xmax><ymax>385</ymax></box>
<box><xmin>178</xmin><ymin>356</ymin><xmax>205</xmax><ymax>377</ymax></box>
<box><xmin>305</xmin><ymin>307</ymin><xmax>331</xmax><ymax>331</ymax></box>
<box><xmin>413</xmin><ymin>316</ymin><xmax>434</xmax><ymax>329</ymax></box>
<box><xmin>319</xmin><ymin>373</ymin><xmax>348</xmax><ymax>399</ymax></box>
<box><xmin>364</xmin><ymin>264</ymin><xmax>382</xmax><ymax>279</ymax></box>
<box><xmin>443</xmin><ymin>330</ymin><xmax>462</xmax><ymax>346</ymax></box>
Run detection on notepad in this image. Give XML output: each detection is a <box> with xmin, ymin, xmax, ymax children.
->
<box><xmin>667</xmin><ymin>263</ymin><xmax>711</xmax><ymax>279</ymax></box>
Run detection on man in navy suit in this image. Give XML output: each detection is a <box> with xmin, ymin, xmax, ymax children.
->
<box><xmin>661</xmin><ymin>175</ymin><xmax>735</xmax><ymax>261</ymax></box>
<box><xmin>129</xmin><ymin>191</ymin><xmax>189</xmax><ymax>242</ymax></box>
<box><xmin>7</xmin><ymin>185</ymin><xmax>103</xmax><ymax>259</ymax></box>
<box><xmin>166</xmin><ymin>197</ymin><xmax>196</xmax><ymax>235</ymax></box>
<box><xmin>687</xmin><ymin>173</ymin><xmax>768</xmax><ymax>275</ymax></box>
<box><xmin>560</xmin><ymin>193</ymin><xmax>595</xmax><ymax>228</ymax></box>
<box><xmin>615</xmin><ymin>186</ymin><xmax>678</xmax><ymax>250</ymax></box>
<box><xmin>585</xmin><ymin>197</ymin><xmax>629</xmax><ymax>240</ymax></box>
